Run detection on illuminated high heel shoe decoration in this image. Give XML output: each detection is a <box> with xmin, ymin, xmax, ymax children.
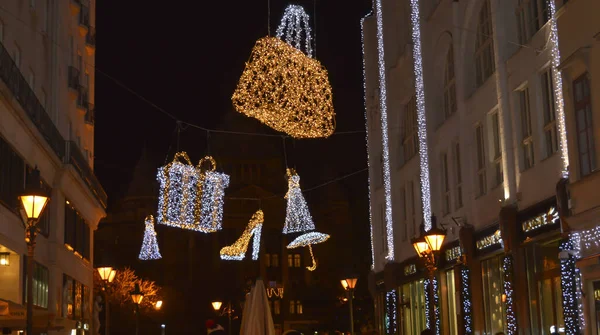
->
<box><xmin>220</xmin><ymin>210</ymin><xmax>264</xmax><ymax>261</ymax></box>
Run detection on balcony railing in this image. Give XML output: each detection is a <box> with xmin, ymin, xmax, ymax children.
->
<box><xmin>65</xmin><ymin>141</ymin><xmax>107</xmax><ymax>208</ymax></box>
<box><xmin>77</xmin><ymin>86</ymin><xmax>88</xmax><ymax>110</ymax></box>
<box><xmin>84</xmin><ymin>106</ymin><xmax>95</xmax><ymax>126</ymax></box>
<box><xmin>85</xmin><ymin>27</ymin><xmax>96</xmax><ymax>48</ymax></box>
<box><xmin>0</xmin><ymin>41</ymin><xmax>65</xmax><ymax>158</ymax></box>
<box><xmin>68</xmin><ymin>66</ymin><xmax>80</xmax><ymax>90</ymax></box>
<box><xmin>79</xmin><ymin>5</ymin><xmax>90</xmax><ymax>29</ymax></box>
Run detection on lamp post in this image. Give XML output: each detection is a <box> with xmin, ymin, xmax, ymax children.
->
<box><xmin>97</xmin><ymin>267</ymin><xmax>117</xmax><ymax>335</ymax></box>
<box><xmin>19</xmin><ymin>167</ymin><xmax>50</xmax><ymax>335</ymax></box>
<box><xmin>411</xmin><ymin>216</ymin><xmax>446</xmax><ymax>334</ymax></box>
<box><xmin>341</xmin><ymin>277</ymin><xmax>358</xmax><ymax>335</ymax></box>
<box><xmin>130</xmin><ymin>283</ymin><xmax>144</xmax><ymax>335</ymax></box>
<box><xmin>212</xmin><ymin>300</ymin><xmax>232</xmax><ymax>335</ymax></box>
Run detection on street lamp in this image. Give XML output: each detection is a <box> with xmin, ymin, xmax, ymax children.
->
<box><xmin>341</xmin><ymin>277</ymin><xmax>358</xmax><ymax>335</ymax></box>
<box><xmin>19</xmin><ymin>167</ymin><xmax>50</xmax><ymax>335</ymax></box>
<box><xmin>97</xmin><ymin>267</ymin><xmax>117</xmax><ymax>335</ymax></box>
<box><xmin>130</xmin><ymin>283</ymin><xmax>144</xmax><ymax>335</ymax></box>
<box><xmin>155</xmin><ymin>300</ymin><xmax>163</xmax><ymax>310</ymax></box>
<box><xmin>411</xmin><ymin>217</ymin><xmax>446</xmax><ymax>333</ymax></box>
<box><xmin>212</xmin><ymin>300</ymin><xmax>232</xmax><ymax>335</ymax></box>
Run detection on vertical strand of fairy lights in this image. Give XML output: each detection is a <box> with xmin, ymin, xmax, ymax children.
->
<box><xmin>361</xmin><ymin>13</ymin><xmax>376</xmax><ymax>270</ymax></box>
<box><xmin>374</xmin><ymin>0</ymin><xmax>395</xmax><ymax>260</ymax></box>
<box><xmin>560</xmin><ymin>240</ymin><xmax>582</xmax><ymax>334</ymax></box>
<box><xmin>503</xmin><ymin>255</ymin><xmax>517</xmax><ymax>334</ymax></box>
<box><xmin>460</xmin><ymin>266</ymin><xmax>473</xmax><ymax>335</ymax></box>
<box><xmin>424</xmin><ymin>278</ymin><xmax>432</xmax><ymax>330</ymax></box>
<box><xmin>547</xmin><ymin>0</ymin><xmax>569</xmax><ymax>177</ymax></box>
<box><xmin>409</xmin><ymin>0</ymin><xmax>432</xmax><ymax>231</ymax></box>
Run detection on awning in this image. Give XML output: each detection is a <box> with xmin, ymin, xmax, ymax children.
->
<box><xmin>0</xmin><ymin>299</ymin><xmax>63</xmax><ymax>332</ymax></box>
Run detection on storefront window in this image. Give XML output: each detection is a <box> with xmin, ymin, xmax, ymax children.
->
<box><xmin>481</xmin><ymin>255</ymin><xmax>506</xmax><ymax>334</ymax></box>
<box><xmin>400</xmin><ymin>280</ymin><xmax>426</xmax><ymax>334</ymax></box>
<box><xmin>445</xmin><ymin>269</ymin><xmax>458</xmax><ymax>335</ymax></box>
<box><xmin>526</xmin><ymin>241</ymin><xmax>565</xmax><ymax>334</ymax></box>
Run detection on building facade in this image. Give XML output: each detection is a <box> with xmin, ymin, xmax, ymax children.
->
<box><xmin>0</xmin><ymin>0</ymin><xmax>105</xmax><ymax>334</ymax></box>
<box><xmin>363</xmin><ymin>0</ymin><xmax>598</xmax><ymax>334</ymax></box>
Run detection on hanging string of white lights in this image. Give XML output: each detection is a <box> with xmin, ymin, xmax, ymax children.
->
<box><xmin>374</xmin><ymin>0</ymin><xmax>395</xmax><ymax>261</ymax></box>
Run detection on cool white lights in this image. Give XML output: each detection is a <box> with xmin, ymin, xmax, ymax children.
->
<box><xmin>138</xmin><ymin>215</ymin><xmax>162</xmax><ymax>261</ymax></box>
<box><xmin>374</xmin><ymin>0</ymin><xmax>395</xmax><ymax>261</ymax></box>
<box><xmin>282</xmin><ymin>169</ymin><xmax>315</xmax><ymax>234</ymax></box>
<box><xmin>360</xmin><ymin>12</ymin><xmax>376</xmax><ymax>270</ymax></box>
<box><xmin>220</xmin><ymin>210</ymin><xmax>264</xmax><ymax>261</ymax></box>
<box><xmin>560</xmin><ymin>240</ymin><xmax>582</xmax><ymax>334</ymax></box>
<box><xmin>547</xmin><ymin>0</ymin><xmax>570</xmax><ymax>177</ymax></box>
<box><xmin>276</xmin><ymin>5</ymin><xmax>313</xmax><ymax>57</ymax></box>
<box><xmin>503</xmin><ymin>256</ymin><xmax>517</xmax><ymax>335</ymax></box>
<box><xmin>460</xmin><ymin>266</ymin><xmax>473</xmax><ymax>335</ymax></box>
<box><xmin>385</xmin><ymin>290</ymin><xmax>397</xmax><ymax>334</ymax></box>
<box><xmin>409</xmin><ymin>0</ymin><xmax>432</xmax><ymax>231</ymax></box>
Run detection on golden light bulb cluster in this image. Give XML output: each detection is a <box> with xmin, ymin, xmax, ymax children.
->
<box><xmin>157</xmin><ymin>152</ymin><xmax>229</xmax><ymax>232</ymax></box>
<box><xmin>220</xmin><ymin>210</ymin><xmax>264</xmax><ymax>261</ymax></box>
<box><xmin>232</xmin><ymin>37</ymin><xmax>335</xmax><ymax>139</ymax></box>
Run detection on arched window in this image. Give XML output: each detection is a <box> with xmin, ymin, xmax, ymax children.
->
<box><xmin>443</xmin><ymin>46</ymin><xmax>457</xmax><ymax>118</ymax></box>
<box><xmin>475</xmin><ymin>0</ymin><xmax>495</xmax><ymax>87</ymax></box>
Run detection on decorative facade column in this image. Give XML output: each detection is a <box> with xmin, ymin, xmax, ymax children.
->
<box><xmin>498</xmin><ymin>205</ymin><xmax>520</xmax><ymax>335</ymax></box>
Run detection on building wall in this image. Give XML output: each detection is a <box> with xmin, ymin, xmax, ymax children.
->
<box><xmin>0</xmin><ymin>1</ymin><xmax>104</xmax><ymax>334</ymax></box>
<box><xmin>364</xmin><ymin>0</ymin><xmax>583</xmax><ymax>334</ymax></box>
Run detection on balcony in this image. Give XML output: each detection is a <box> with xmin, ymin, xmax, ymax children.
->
<box><xmin>65</xmin><ymin>141</ymin><xmax>107</xmax><ymax>208</ymax></box>
<box><xmin>78</xmin><ymin>5</ymin><xmax>90</xmax><ymax>36</ymax></box>
<box><xmin>0</xmin><ymin>41</ymin><xmax>65</xmax><ymax>159</ymax></box>
<box><xmin>84</xmin><ymin>105</ymin><xmax>94</xmax><ymax>128</ymax></box>
<box><xmin>76</xmin><ymin>86</ymin><xmax>88</xmax><ymax>115</ymax></box>
<box><xmin>68</xmin><ymin>66</ymin><xmax>79</xmax><ymax>99</ymax></box>
<box><xmin>85</xmin><ymin>27</ymin><xmax>96</xmax><ymax>55</ymax></box>
<box><xmin>70</xmin><ymin>0</ymin><xmax>81</xmax><ymax>16</ymax></box>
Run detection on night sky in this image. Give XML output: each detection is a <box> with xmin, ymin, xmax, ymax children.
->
<box><xmin>94</xmin><ymin>0</ymin><xmax>374</xmax><ymax>313</ymax></box>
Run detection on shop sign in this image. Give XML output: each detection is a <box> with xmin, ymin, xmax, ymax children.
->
<box><xmin>445</xmin><ymin>245</ymin><xmax>462</xmax><ymax>262</ymax></box>
<box><xmin>404</xmin><ymin>264</ymin><xmax>416</xmax><ymax>276</ymax></box>
<box><xmin>522</xmin><ymin>207</ymin><xmax>559</xmax><ymax>233</ymax></box>
<box><xmin>476</xmin><ymin>230</ymin><xmax>503</xmax><ymax>250</ymax></box>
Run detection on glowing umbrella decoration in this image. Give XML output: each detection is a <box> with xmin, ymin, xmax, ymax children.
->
<box><xmin>287</xmin><ymin>232</ymin><xmax>330</xmax><ymax>271</ymax></box>
<box><xmin>231</xmin><ymin>4</ymin><xmax>335</xmax><ymax>139</ymax></box>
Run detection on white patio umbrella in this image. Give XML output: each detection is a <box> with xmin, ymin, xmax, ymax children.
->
<box><xmin>240</xmin><ymin>278</ymin><xmax>275</xmax><ymax>335</ymax></box>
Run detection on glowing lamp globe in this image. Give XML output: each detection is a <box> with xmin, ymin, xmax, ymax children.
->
<box><xmin>97</xmin><ymin>267</ymin><xmax>113</xmax><ymax>281</ymax></box>
<box><xmin>211</xmin><ymin>301</ymin><xmax>223</xmax><ymax>311</ymax></box>
<box><xmin>108</xmin><ymin>269</ymin><xmax>116</xmax><ymax>283</ymax></box>
<box><xmin>130</xmin><ymin>283</ymin><xmax>144</xmax><ymax>305</ymax></box>
<box><xmin>412</xmin><ymin>236</ymin><xmax>430</xmax><ymax>257</ymax></box>
<box><xmin>155</xmin><ymin>300</ymin><xmax>163</xmax><ymax>310</ymax></box>
<box><xmin>19</xmin><ymin>168</ymin><xmax>49</xmax><ymax>220</ymax></box>
<box><xmin>341</xmin><ymin>277</ymin><xmax>357</xmax><ymax>290</ymax></box>
<box><xmin>424</xmin><ymin>227</ymin><xmax>447</xmax><ymax>252</ymax></box>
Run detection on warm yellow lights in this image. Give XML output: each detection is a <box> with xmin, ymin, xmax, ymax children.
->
<box><xmin>211</xmin><ymin>301</ymin><xmax>223</xmax><ymax>311</ymax></box>
<box><xmin>97</xmin><ymin>267</ymin><xmax>113</xmax><ymax>281</ymax></box>
<box><xmin>424</xmin><ymin>228</ymin><xmax>446</xmax><ymax>252</ymax></box>
<box><xmin>220</xmin><ymin>210</ymin><xmax>264</xmax><ymax>261</ymax></box>
<box><xmin>0</xmin><ymin>253</ymin><xmax>9</xmax><ymax>266</ymax></box>
<box><xmin>412</xmin><ymin>236</ymin><xmax>430</xmax><ymax>257</ymax></box>
<box><xmin>342</xmin><ymin>278</ymin><xmax>358</xmax><ymax>290</ymax></box>
<box><xmin>232</xmin><ymin>37</ymin><xmax>335</xmax><ymax>139</ymax></box>
<box><xmin>155</xmin><ymin>300</ymin><xmax>163</xmax><ymax>310</ymax></box>
<box><xmin>19</xmin><ymin>194</ymin><xmax>49</xmax><ymax>220</ymax></box>
<box><xmin>130</xmin><ymin>283</ymin><xmax>144</xmax><ymax>305</ymax></box>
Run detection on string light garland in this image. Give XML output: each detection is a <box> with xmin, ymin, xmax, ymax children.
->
<box><xmin>360</xmin><ymin>12</ymin><xmax>376</xmax><ymax>270</ymax></box>
<box><xmin>282</xmin><ymin>168</ymin><xmax>315</xmax><ymax>234</ymax></box>
<box><xmin>560</xmin><ymin>240</ymin><xmax>582</xmax><ymax>334</ymax></box>
<box><xmin>306</xmin><ymin>245</ymin><xmax>317</xmax><ymax>271</ymax></box>
<box><xmin>138</xmin><ymin>215</ymin><xmax>162</xmax><ymax>261</ymax></box>
<box><xmin>547</xmin><ymin>0</ymin><xmax>570</xmax><ymax>177</ymax></box>
<box><xmin>220</xmin><ymin>210</ymin><xmax>264</xmax><ymax>261</ymax></box>
<box><xmin>409</xmin><ymin>0</ymin><xmax>432</xmax><ymax>231</ymax></box>
<box><xmin>374</xmin><ymin>0</ymin><xmax>395</xmax><ymax>261</ymax></box>
<box><xmin>424</xmin><ymin>278</ymin><xmax>432</xmax><ymax>331</ymax></box>
<box><xmin>232</xmin><ymin>4</ymin><xmax>335</xmax><ymax>139</ymax></box>
<box><xmin>385</xmin><ymin>290</ymin><xmax>397</xmax><ymax>335</ymax></box>
<box><xmin>156</xmin><ymin>152</ymin><xmax>200</xmax><ymax>230</ymax></box>
<box><xmin>275</xmin><ymin>5</ymin><xmax>313</xmax><ymax>58</ymax></box>
<box><xmin>424</xmin><ymin>277</ymin><xmax>440</xmax><ymax>334</ymax></box>
<box><xmin>503</xmin><ymin>255</ymin><xmax>517</xmax><ymax>335</ymax></box>
<box><xmin>460</xmin><ymin>265</ymin><xmax>473</xmax><ymax>335</ymax></box>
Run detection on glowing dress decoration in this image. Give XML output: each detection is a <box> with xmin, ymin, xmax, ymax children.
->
<box><xmin>139</xmin><ymin>215</ymin><xmax>162</xmax><ymax>260</ymax></box>
<box><xmin>282</xmin><ymin>168</ymin><xmax>330</xmax><ymax>271</ymax></box>
<box><xmin>220</xmin><ymin>210</ymin><xmax>264</xmax><ymax>261</ymax></box>
<box><xmin>232</xmin><ymin>4</ymin><xmax>335</xmax><ymax>139</ymax></box>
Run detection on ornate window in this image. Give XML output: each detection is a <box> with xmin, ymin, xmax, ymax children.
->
<box><xmin>475</xmin><ymin>0</ymin><xmax>495</xmax><ymax>87</ymax></box>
